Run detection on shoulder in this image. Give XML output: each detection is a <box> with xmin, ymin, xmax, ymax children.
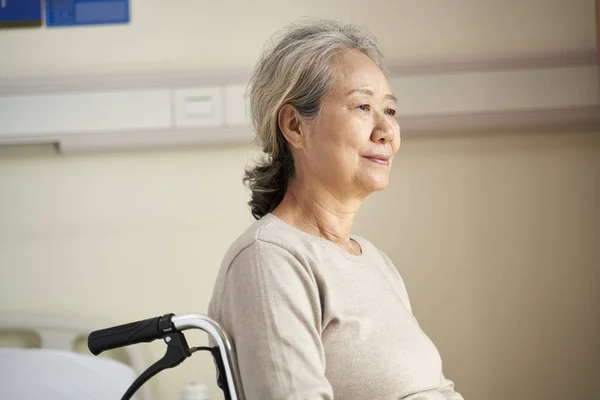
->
<box><xmin>220</xmin><ymin>214</ymin><xmax>306</xmax><ymax>269</ymax></box>
<box><xmin>208</xmin><ymin>215</ymin><xmax>318</xmax><ymax>319</ymax></box>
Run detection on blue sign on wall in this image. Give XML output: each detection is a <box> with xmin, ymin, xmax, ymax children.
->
<box><xmin>0</xmin><ymin>0</ymin><xmax>42</xmax><ymax>28</ymax></box>
<box><xmin>46</xmin><ymin>0</ymin><xmax>130</xmax><ymax>27</ymax></box>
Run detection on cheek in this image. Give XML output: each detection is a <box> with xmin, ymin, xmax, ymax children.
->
<box><xmin>308</xmin><ymin>137</ymin><xmax>361</xmax><ymax>180</ymax></box>
<box><xmin>320</xmin><ymin>145</ymin><xmax>358</xmax><ymax>174</ymax></box>
<box><xmin>306</xmin><ymin>111</ymin><xmax>365</xmax><ymax>173</ymax></box>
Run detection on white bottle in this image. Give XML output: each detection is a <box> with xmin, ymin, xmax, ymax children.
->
<box><xmin>180</xmin><ymin>382</ymin><xmax>210</xmax><ymax>400</ymax></box>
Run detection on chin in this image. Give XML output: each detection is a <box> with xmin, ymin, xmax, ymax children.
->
<box><xmin>353</xmin><ymin>169</ymin><xmax>391</xmax><ymax>194</ymax></box>
<box><xmin>372</xmin><ymin>181</ymin><xmax>389</xmax><ymax>192</ymax></box>
<box><xmin>363</xmin><ymin>177</ymin><xmax>390</xmax><ymax>193</ymax></box>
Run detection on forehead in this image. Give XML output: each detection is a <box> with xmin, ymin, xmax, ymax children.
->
<box><xmin>328</xmin><ymin>49</ymin><xmax>390</xmax><ymax>95</ymax></box>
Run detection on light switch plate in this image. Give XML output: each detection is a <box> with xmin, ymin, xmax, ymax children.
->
<box><xmin>174</xmin><ymin>87</ymin><xmax>223</xmax><ymax>128</ymax></box>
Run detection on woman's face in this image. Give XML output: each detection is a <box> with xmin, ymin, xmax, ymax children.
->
<box><xmin>301</xmin><ymin>49</ymin><xmax>400</xmax><ymax>198</ymax></box>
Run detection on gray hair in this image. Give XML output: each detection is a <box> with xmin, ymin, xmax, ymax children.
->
<box><xmin>243</xmin><ymin>19</ymin><xmax>387</xmax><ymax>219</ymax></box>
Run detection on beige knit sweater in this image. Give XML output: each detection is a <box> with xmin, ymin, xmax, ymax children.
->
<box><xmin>208</xmin><ymin>214</ymin><xmax>464</xmax><ymax>400</ymax></box>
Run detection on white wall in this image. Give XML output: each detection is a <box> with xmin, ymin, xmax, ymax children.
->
<box><xmin>0</xmin><ymin>1</ymin><xmax>598</xmax><ymax>399</ymax></box>
<box><xmin>0</xmin><ymin>0</ymin><xmax>596</xmax><ymax>79</ymax></box>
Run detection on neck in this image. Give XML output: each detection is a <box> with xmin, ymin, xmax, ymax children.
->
<box><xmin>272</xmin><ymin>177</ymin><xmax>365</xmax><ymax>246</ymax></box>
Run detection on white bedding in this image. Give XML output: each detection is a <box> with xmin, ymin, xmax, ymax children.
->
<box><xmin>0</xmin><ymin>348</ymin><xmax>139</xmax><ymax>400</ymax></box>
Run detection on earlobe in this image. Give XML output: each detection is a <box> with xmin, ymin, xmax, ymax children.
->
<box><xmin>278</xmin><ymin>104</ymin><xmax>304</xmax><ymax>149</ymax></box>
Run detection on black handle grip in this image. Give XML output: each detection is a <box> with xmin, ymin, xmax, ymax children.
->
<box><xmin>88</xmin><ymin>316</ymin><xmax>164</xmax><ymax>355</ymax></box>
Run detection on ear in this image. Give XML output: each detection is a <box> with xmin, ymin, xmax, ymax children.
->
<box><xmin>278</xmin><ymin>104</ymin><xmax>305</xmax><ymax>149</ymax></box>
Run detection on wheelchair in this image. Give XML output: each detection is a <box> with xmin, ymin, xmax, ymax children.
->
<box><xmin>87</xmin><ymin>313</ymin><xmax>242</xmax><ymax>400</ymax></box>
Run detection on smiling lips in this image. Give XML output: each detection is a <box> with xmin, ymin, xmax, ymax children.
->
<box><xmin>363</xmin><ymin>154</ymin><xmax>391</xmax><ymax>166</ymax></box>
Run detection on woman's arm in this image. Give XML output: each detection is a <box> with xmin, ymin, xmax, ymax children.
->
<box><xmin>216</xmin><ymin>240</ymin><xmax>334</xmax><ymax>400</ymax></box>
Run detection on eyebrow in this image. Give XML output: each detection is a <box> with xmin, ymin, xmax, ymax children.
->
<box><xmin>347</xmin><ymin>88</ymin><xmax>397</xmax><ymax>103</ymax></box>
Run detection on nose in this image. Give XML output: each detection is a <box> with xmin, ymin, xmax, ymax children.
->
<box><xmin>371</xmin><ymin>109</ymin><xmax>396</xmax><ymax>144</ymax></box>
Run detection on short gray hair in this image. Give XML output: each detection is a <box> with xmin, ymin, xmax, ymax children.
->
<box><xmin>243</xmin><ymin>19</ymin><xmax>387</xmax><ymax>219</ymax></box>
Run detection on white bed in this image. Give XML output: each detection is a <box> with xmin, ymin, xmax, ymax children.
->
<box><xmin>0</xmin><ymin>314</ymin><xmax>152</xmax><ymax>400</ymax></box>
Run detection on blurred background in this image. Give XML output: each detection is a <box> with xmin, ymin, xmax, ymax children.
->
<box><xmin>0</xmin><ymin>1</ymin><xmax>599</xmax><ymax>399</ymax></box>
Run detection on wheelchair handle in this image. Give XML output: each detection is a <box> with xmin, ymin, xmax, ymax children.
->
<box><xmin>88</xmin><ymin>313</ymin><xmax>242</xmax><ymax>400</ymax></box>
<box><xmin>88</xmin><ymin>314</ymin><xmax>173</xmax><ymax>356</ymax></box>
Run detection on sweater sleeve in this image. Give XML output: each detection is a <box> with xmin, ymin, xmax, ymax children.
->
<box><xmin>216</xmin><ymin>239</ymin><xmax>334</xmax><ymax>400</ymax></box>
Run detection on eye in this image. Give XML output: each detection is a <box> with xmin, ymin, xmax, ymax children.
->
<box><xmin>385</xmin><ymin>108</ymin><xmax>396</xmax><ymax>116</ymax></box>
<box><xmin>358</xmin><ymin>104</ymin><xmax>371</xmax><ymax>112</ymax></box>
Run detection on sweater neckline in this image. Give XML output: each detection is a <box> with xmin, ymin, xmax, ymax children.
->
<box><xmin>263</xmin><ymin>213</ymin><xmax>366</xmax><ymax>260</ymax></box>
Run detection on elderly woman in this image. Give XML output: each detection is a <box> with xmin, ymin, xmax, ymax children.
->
<box><xmin>208</xmin><ymin>20</ymin><xmax>464</xmax><ymax>400</ymax></box>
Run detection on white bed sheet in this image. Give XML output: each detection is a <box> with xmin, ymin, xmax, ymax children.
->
<box><xmin>0</xmin><ymin>348</ymin><xmax>139</xmax><ymax>400</ymax></box>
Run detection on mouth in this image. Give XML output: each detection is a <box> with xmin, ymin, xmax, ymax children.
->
<box><xmin>362</xmin><ymin>155</ymin><xmax>391</xmax><ymax>166</ymax></box>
